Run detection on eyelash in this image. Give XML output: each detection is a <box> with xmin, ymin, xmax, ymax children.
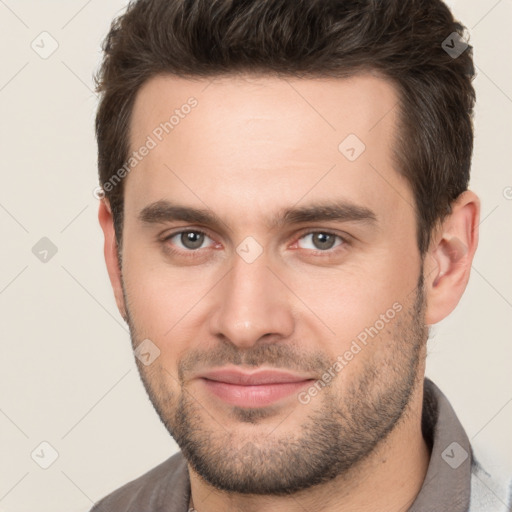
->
<box><xmin>161</xmin><ymin>229</ymin><xmax>350</xmax><ymax>259</ymax></box>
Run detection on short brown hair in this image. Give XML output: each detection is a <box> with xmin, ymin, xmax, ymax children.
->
<box><xmin>94</xmin><ymin>0</ymin><xmax>475</xmax><ymax>254</ymax></box>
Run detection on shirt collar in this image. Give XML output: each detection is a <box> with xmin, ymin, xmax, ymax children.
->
<box><xmin>408</xmin><ymin>377</ymin><xmax>472</xmax><ymax>511</ymax></box>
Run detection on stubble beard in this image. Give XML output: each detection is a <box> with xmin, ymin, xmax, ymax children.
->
<box><xmin>124</xmin><ymin>274</ymin><xmax>428</xmax><ymax>495</ymax></box>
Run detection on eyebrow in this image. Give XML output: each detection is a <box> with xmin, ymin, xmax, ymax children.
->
<box><xmin>137</xmin><ymin>199</ymin><xmax>377</xmax><ymax>231</ymax></box>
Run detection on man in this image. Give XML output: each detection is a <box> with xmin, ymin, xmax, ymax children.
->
<box><xmin>92</xmin><ymin>0</ymin><xmax>510</xmax><ymax>510</ymax></box>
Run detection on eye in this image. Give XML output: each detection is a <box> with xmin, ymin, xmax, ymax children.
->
<box><xmin>296</xmin><ymin>231</ymin><xmax>345</xmax><ymax>252</ymax></box>
<box><xmin>164</xmin><ymin>230</ymin><xmax>215</xmax><ymax>251</ymax></box>
<box><xmin>161</xmin><ymin>229</ymin><xmax>348</xmax><ymax>260</ymax></box>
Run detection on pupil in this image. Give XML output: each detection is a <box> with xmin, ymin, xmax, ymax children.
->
<box><xmin>314</xmin><ymin>233</ymin><xmax>334</xmax><ymax>250</ymax></box>
<box><xmin>182</xmin><ymin>231</ymin><xmax>204</xmax><ymax>249</ymax></box>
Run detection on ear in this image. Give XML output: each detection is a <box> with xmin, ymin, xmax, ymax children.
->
<box><xmin>98</xmin><ymin>198</ymin><xmax>127</xmax><ymax>323</ymax></box>
<box><xmin>423</xmin><ymin>190</ymin><xmax>480</xmax><ymax>325</ymax></box>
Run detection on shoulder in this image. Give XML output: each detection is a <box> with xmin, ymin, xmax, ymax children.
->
<box><xmin>469</xmin><ymin>444</ymin><xmax>512</xmax><ymax>512</ymax></box>
<box><xmin>89</xmin><ymin>451</ymin><xmax>190</xmax><ymax>512</ymax></box>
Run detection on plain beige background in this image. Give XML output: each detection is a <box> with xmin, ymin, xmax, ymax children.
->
<box><xmin>0</xmin><ymin>1</ymin><xmax>511</xmax><ymax>511</ymax></box>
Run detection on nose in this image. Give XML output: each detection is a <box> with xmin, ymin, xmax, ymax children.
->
<box><xmin>208</xmin><ymin>251</ymin><xmax>295</xmax><ymax>349</ymax></box>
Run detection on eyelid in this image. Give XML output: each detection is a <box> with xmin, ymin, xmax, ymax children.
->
<box><xmin>291</xmin><ymin>229</ymin><xmax>350</xmax><ymax>255</ymax></box>
<box><xmin>161</xmin><ymin>228</ymin><xmax>217</xmax><ymax>247</ymax></box>
<box><xmin>293</xmin><ymin>228</ymin><xmax>351</xmax><ymax>243</ymax></box>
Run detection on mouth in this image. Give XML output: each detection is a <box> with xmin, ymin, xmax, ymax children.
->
<box><xmin>196</xmin><ymin>368</ymin><xmax>315</xmax><ymax>408</ymax></box>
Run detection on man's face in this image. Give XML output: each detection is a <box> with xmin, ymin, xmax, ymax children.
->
<box><xmin>117</xmin><ymin>73</ymin><xmax>428</xmax><ymax>493</ymax></box>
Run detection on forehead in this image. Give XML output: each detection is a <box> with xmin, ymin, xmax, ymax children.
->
<box><xmin>129</xmin><ymin>72</ymin><xmax>399</xmax><ymax>156</ymax></box>
<box><xmin>125</xmin><ymin>72</ymin><xmax>411</xmax><ymax>228</ymax></box>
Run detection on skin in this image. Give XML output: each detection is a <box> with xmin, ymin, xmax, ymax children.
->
<box><xmin>98</xmin><ymin>73</ymin><xmax>480</xmax><ymax>512</ymax></box>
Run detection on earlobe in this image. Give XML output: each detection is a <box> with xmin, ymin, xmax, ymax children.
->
<box><xmin>98</xmin><ymin>198</ymin><xmax>127</xmax><ymax>322</ymax></box>
<box><xmin>424</xmin><ymin>191</ymin><xmax>480</xmax><ymax>325</ymax></box>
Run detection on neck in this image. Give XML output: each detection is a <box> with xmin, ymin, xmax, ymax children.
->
<box><xmin>188</xmin><ymin>379</ymin><xmax>430</xmax><ymax>512</ymax></box>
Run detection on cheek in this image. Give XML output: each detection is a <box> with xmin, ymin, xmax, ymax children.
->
<box><xmin>121</xmin><ymin>223</ymin><xmax>420</xmax><ymax>367</ymax></box>
<box><xmin>121</xmin><ymin>244</ymin><xmax>212</xmax><ymax>354</ymax></box>
<box><xmin>287</xmin><ymin>249</ymin><xmax>419</xmax><ymax>350</ymax></box>
<box><xmin>123</xmin><ymin>269</ymin><xmax>205</xmax><ymax>381</ymax></box>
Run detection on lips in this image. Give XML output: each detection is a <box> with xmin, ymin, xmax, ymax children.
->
<box><xmin>196</xmin><ymin>367</ymin><xmax>315</xmax><ymax>408</ymax></box>
<box><xmin>199</xmin><ymin>368</ymin><xmax>313</xmax><ymax>385</ymax></box>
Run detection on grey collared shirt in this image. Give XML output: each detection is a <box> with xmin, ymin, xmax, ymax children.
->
<box><xmin>90</xmin><ymin>379</ymin><xmax>511</xmax><ymax>511</ymax></box>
